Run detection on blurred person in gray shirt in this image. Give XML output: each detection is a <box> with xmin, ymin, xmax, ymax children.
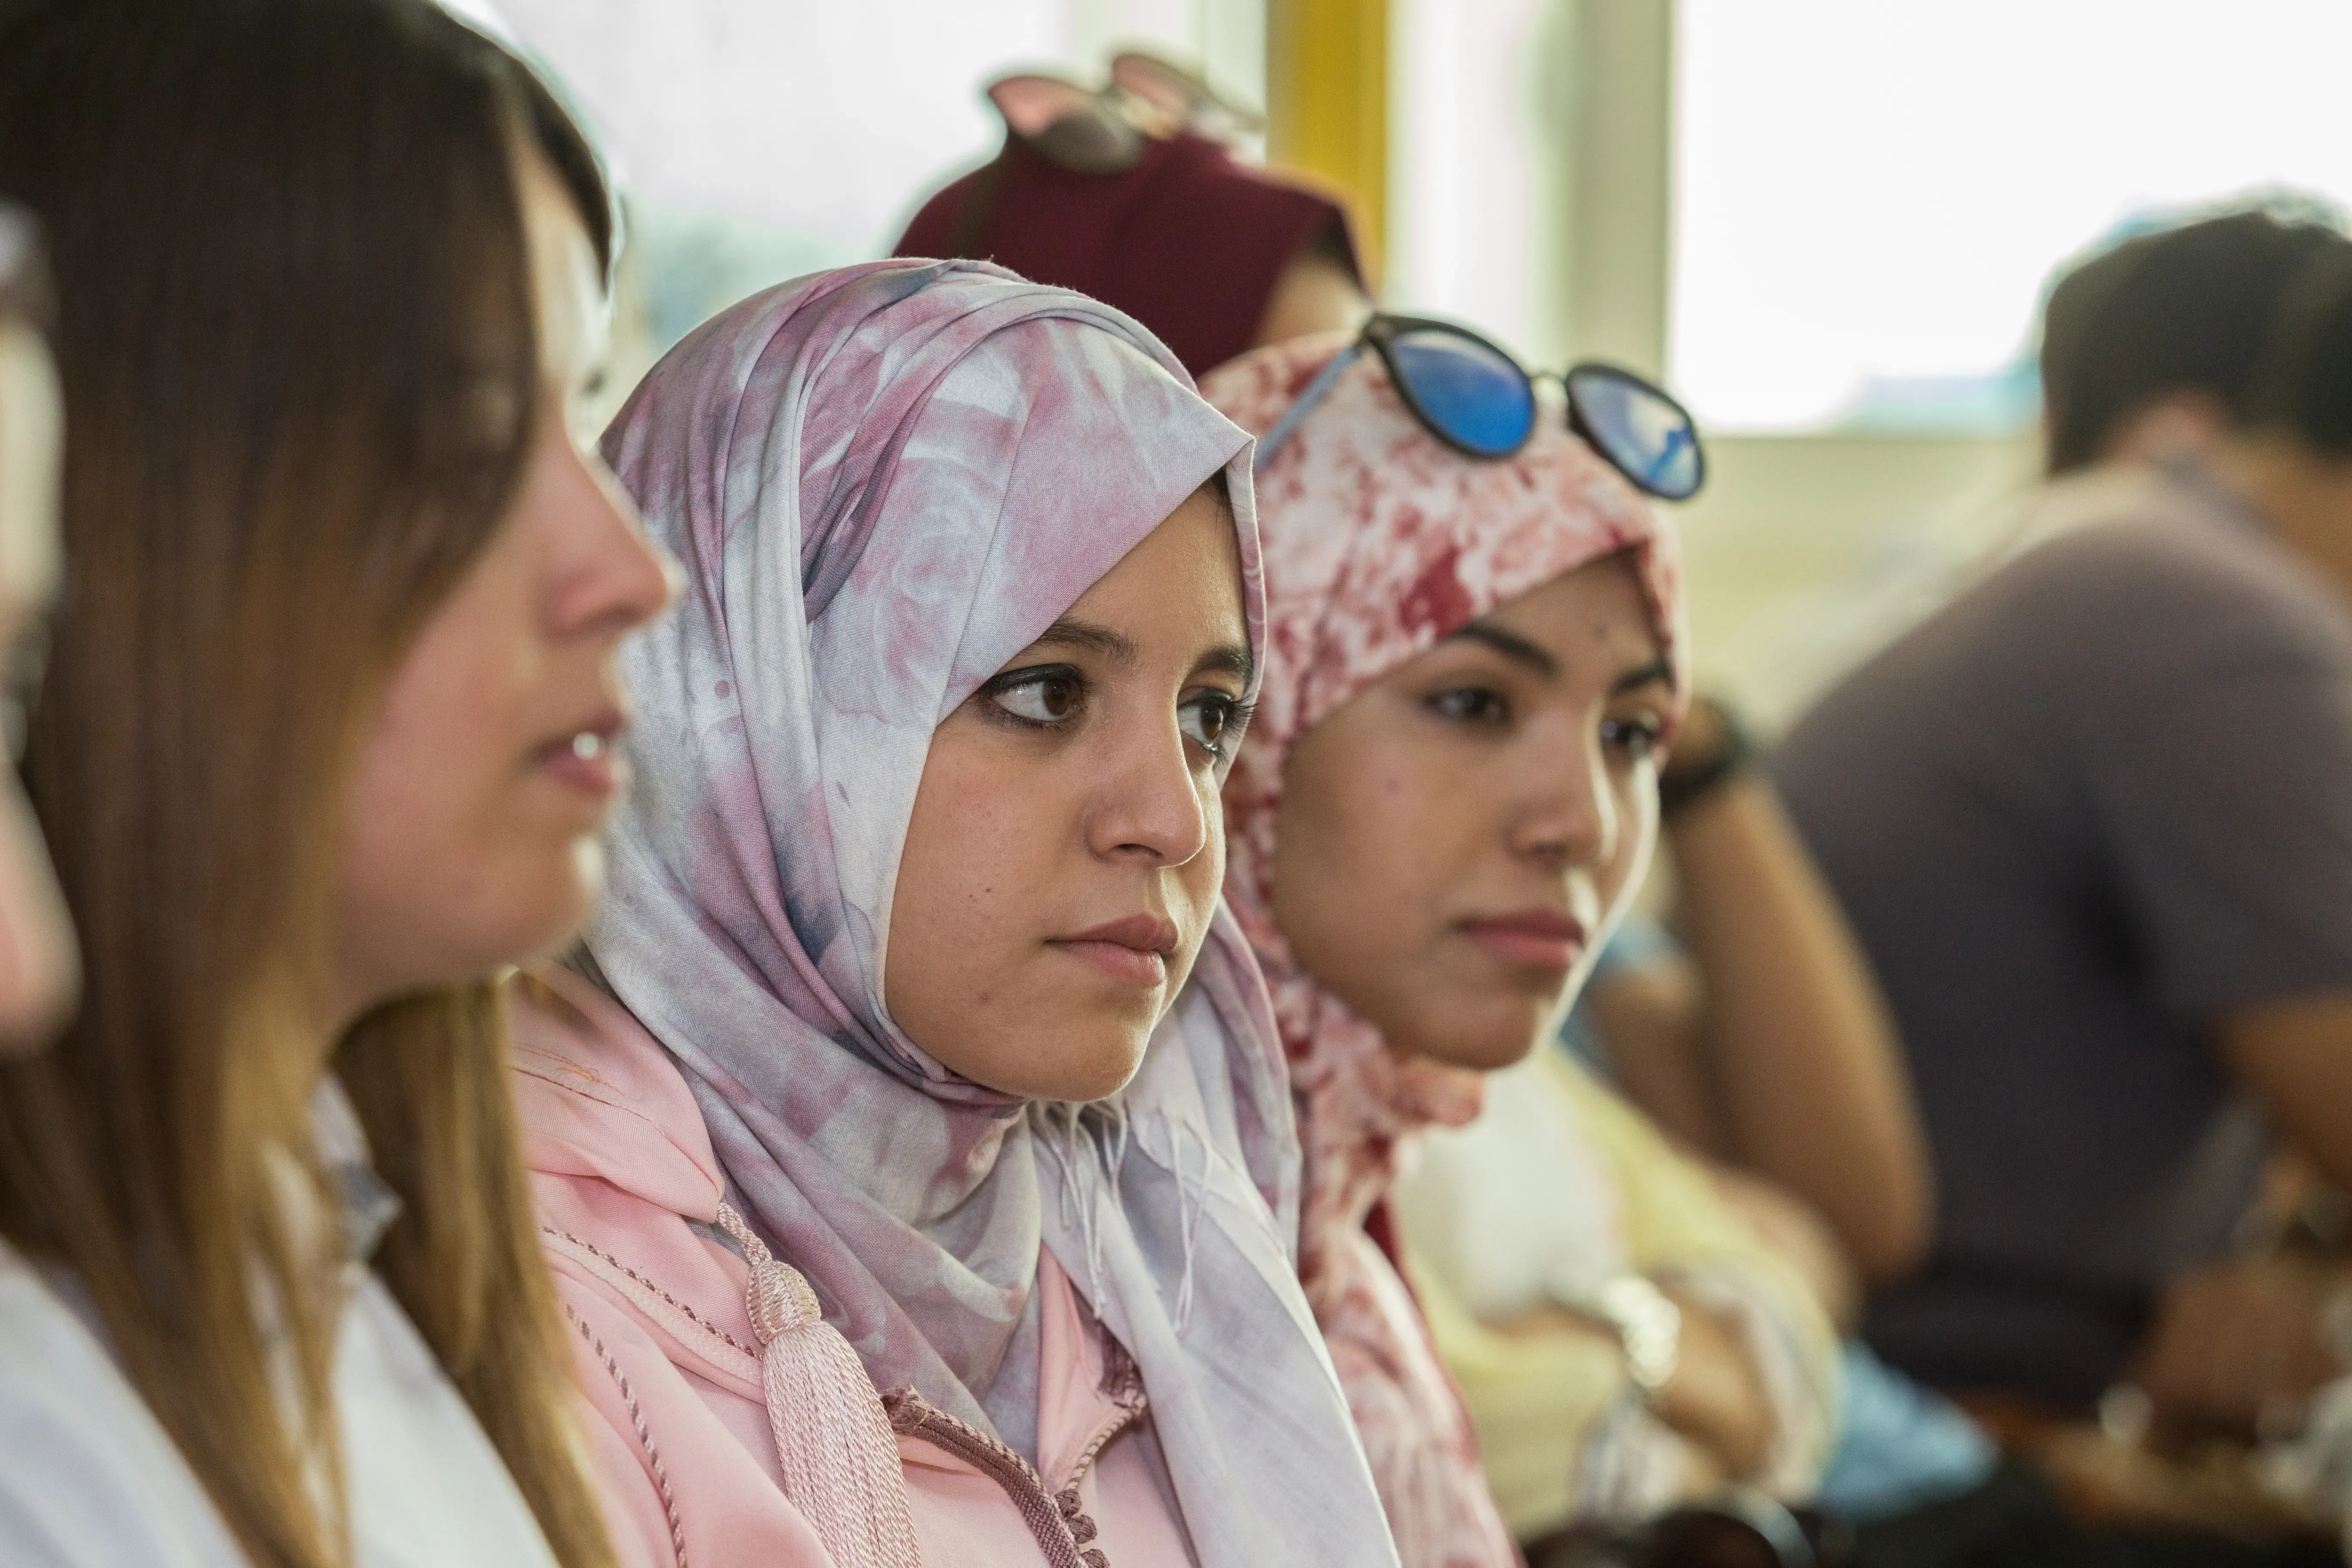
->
<box><xmin>1774</xmin><ymin>208</ymin><xmax>2352</xmax><ymax>1446</ymax></box>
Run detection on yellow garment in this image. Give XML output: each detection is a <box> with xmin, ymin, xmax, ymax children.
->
<box><xmin>1400</xmin><ymin>1050</ymin><xmax>1841</xmax><ymax>1538</ymax></box>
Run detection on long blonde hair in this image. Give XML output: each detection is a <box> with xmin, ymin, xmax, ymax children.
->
<box><xmin>0</xmin><ymin>4</ymin><xmax>620</xmax><ymax>1566</ymax></box>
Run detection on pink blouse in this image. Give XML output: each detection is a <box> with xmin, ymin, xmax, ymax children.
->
<box><xmin>511</xmin><ymin>967</ymin><xmax>1198</xmax><ymax>1568</ymax></box>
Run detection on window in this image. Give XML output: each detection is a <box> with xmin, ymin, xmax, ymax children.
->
<box><xmin>1672</xmin><ymin>0</ymin><xmax>2352</xmax><ymax>433</ymax></box>
<box><xmin>460</xmin><ymin>0</ymin><xmax>1265</xmax><ymax>350</ymax></box>
<box><xmin>1387</xmin><ymin>0</ymin><xmax>1559</xmax><ymax>360</ymax></box>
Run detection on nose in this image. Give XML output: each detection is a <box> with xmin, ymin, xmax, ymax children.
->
<box><xmin>549</xmin><ymin>447</ymin><xmax>680</xmax><ymax>642</ymax></box>
<box><xmin>1083</xmin><ymin>701</ymin><xmax>1213</xmax><ymax>869</ymax></box>
<box><xmin>1511</xmin><ymin>714</ymin><xmax>1617</xmax><ymax>873</ymax></box>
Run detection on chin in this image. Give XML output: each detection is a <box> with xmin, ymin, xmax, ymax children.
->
<box><xmin>1409</xmin><ymin>1001</ymin><xmax>1551</xmax><ymax>1073</ymax></box>
<box><xmin>1018</xmin><ymin>1018</ymin><xmax>1153</xmax><ymax>1103</ymax></box>
<box><xmin>1058</xmin><ymin>1037</ymin><xmax>1154</xmax><ymax>1102</ymax></box>
<box><xmin>1445</xmin><ymin>1036</ymin><xmax>1545</xmax><ymax>1073</ymax></box>
<box><xmin>478</xmin><ymin>869</ymin><xmax>599</xmax><ymax>973</ymax></box>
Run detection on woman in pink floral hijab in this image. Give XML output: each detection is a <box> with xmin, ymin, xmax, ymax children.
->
<box><xmin>1201</xmin><ymin>332</ymin><xmax>1688</xmax><ymax>1568</ymax></box>
<box><xmin>515</xmin><ymin>261</ymin><xmax>1398</xmax><ymax>1568</ymax></box>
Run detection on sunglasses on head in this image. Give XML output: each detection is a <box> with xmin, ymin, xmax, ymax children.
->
<box><xmin>1253</xmin><ymin>313</ymin><xmax>1706</xmax><ymax>502</ymax></box>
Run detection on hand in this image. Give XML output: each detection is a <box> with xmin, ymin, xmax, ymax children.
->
<box><xmin>1499</xmin><ymin>1291</ymin><xmax>1774</xmax><ymax>1481</ymax></box>
<box><xmin>2130</xmin><ymin>1254</ymin><xmax>2349</xmax><ymax>1443</ymax></box>
<box><xmin>1650</xmin><ymin>1289</ymin><xmax>1773</xmax><ymax>1481</ymax></box>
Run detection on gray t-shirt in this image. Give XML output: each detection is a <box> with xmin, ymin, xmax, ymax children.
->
<box><xmin>1773</xmin><ymin>463</ymin><xmax>2352</xmax><ymax>1412</ymax></box>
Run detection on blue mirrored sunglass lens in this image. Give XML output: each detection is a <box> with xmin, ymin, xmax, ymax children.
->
<box><xmin>1388</xmin><ymin>328</ymin><xmax>1534</xmax><ymax>457</ymax></box>
<box><xmin>1568</xmin><ymin>368</ymin><xmax>1701</xmax><ymax>499</ymax></box>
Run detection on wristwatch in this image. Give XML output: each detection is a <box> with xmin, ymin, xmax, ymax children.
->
<box><xmin>1551</xmin><ymin>1268</ymin><xmax>1682</xmax><ymax>1402</ymax></box>
<box><xmin>1657</xmin><ymin>695</ymin><xmax>1752</xmax><ymax>820</ymax></box>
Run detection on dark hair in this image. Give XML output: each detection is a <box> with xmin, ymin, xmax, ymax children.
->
<box><xmin>2252</xmin><ymin>249</ymin><xmax>2352</xmax><ymax>458</ymax></box>
<box><xmin>2039</xmin><ymin>207</ymin><xmax>2352</xmax><ymax>475</ymax></box>
<box><xmin>0</xmin><ymin>3</ymin><xmax>617</xmax><ymax>1567</ymax></box>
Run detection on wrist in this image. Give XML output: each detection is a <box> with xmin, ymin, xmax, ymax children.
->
<box><xmin>1657</xmin><ymin>696</ymin><xmax>1753</xmax><ymax>820</ymax></box>
<box><xmin>1552</xmin><ymin>1268</ymin><xmax>1683</xmax><ymax>1404</ymax></box>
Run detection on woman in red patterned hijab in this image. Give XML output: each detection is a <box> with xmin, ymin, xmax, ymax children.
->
<box><xmin>1201</xmin><ymin>332</ymin><xmax>1689</xmax><ymax>1568</ymax></box>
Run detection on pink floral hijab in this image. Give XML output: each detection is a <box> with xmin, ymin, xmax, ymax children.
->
<box><xmin>1200</xmin><ymin>333</ymin><xmax>1688</xmax><ymax>1568</ymax></box>
<box><xmin>588</xmin><ymin>261</ymin><xmax>1396</xmax><ymax>1568</ymax></box>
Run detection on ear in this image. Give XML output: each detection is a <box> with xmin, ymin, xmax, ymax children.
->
<box><xmin>2105</xmin><ymin>390</ymin><xmax>2231</xmax><ymax>466</ymax></box>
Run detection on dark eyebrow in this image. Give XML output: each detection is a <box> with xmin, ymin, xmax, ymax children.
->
<box><xmin>1196</xmin><ymin>641</ymin><xmax>1256</xmax><ymax>686</ymax></box>
<box><xmin>1450</xmin><ymin>622</ymin><xmax>1558</xmax><ymax>679</ymax></box>
<box><xmin>1029</xmin><ymin>616</ymin><xmax>1138</xmax><ymax>664</ymax></box>
<box><xmin>1029</xmin><ymin>616</ymin><xmax>1254</xmax><ymax>686</ymax></box>
<box><xmin>1450</xmin><ymin>623</ymin><xmax>1673</xmax><ymax>697</ymax></box>
<box><xmin>1612</xmin><ymin>656</ymin><xmax>1674</xmax><ymax>697</ymax></box>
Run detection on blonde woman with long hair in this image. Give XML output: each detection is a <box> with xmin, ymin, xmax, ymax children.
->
<box><xmin>0</xmin><ymin>3</ymin><xmax>674</xmax><ymax>1565</ymax></box>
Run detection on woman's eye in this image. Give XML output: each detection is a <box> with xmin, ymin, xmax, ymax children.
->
<box><xmin>986</xmin><ymin>671</ymin><xmax>1082</xmax><ymax>726</ymax></box>
<box><xmin>1179</xmin><ymin>692</ymin><xmax>1248</xmax><ymax>759</ymax></box>
<box><xmin>1427</xmin><ymin>686</ymin><xmax>1510</xmax><ymax>726</ymax></box>
<box><xmin>1601</xmin><ymin>715</ymin><xmax>1664</xmax><ymax>762</ymax></box>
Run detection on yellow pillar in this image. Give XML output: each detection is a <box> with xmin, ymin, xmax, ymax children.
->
<box><xmin>1265</xmin><ymin>0</ymin><xmax>1387</xmax><ymax>285</ymax></box>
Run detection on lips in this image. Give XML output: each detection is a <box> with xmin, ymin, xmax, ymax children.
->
<box><xmin>535</xmin><ymin>706</ymin><xmax>629</xmax><ymax>801</ymax></box>
<box><xmin>1048</xmin><ymin>911</ymin><xmax>1180</xmax><ymax>989</ymax></box>
<box><xmin>1456</xmin><ymin>907</ymin><xmax>1587</xmax><ymax>973</ymax></box>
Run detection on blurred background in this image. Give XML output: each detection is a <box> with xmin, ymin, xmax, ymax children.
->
<box><xmin>445</xmin><ymin>0</ymin><xmax>2352</xmax><ymax>728</ymax></box>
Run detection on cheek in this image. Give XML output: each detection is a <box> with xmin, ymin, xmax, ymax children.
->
<box><xmin>1184</xmin><ymin>770</ymin><xmax>1229</xmax><ymax>883</ymax></box>
<box><xmin>385</xmin><ymin>584</ymin><xmax>541</xmax><ymax>824</ymax></box>
<box><xmin>338</xmin><ymin>687</ymin><xmax>502</xmax><ymax>945</ymax></box>
<box><xmin>1164</xmin><ymin>778</ymin><xmax>1229</xmax><ymax>974</ymax></box>
<box><xmin>904</xmin><ymin>760</ymin><xmax>1029</xmax><ymax>907</ymax></box>
<box><xmin>888</xmin><ymin>741</ymin><xmax>1051</xmax><ymax>1003</ymax></box>
<box><xmin>1275</xmin><ymin>731</ymin><xmax>1452</xmax><ymax>970</ymax></box>
<box><xmin>347</xmin><ymin>683</ymin><xmax>457</xmax><ymax>852</ymax></box>
<box><xmin>1341</xmin><ymin>735</ymin><xmax>1477</xmax><ymax>896</ymax></box>
<box><xmin>370</xmin><ymin>674</ymin><xmax>505</xmax><ymax>859</ymax></box>
<box><xmin>339</xmin><ymin>579</ymin><xmax>547</xmax><ymax>913</ymax></box>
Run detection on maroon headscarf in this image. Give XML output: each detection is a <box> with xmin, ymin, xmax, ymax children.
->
<box><xmin>896</xmin><ymin>129</ymin><xmax>1361</xmax><ymax>378</ymax></box>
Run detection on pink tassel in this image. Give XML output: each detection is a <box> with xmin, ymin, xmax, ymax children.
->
<box><xmin>716</xmin><ymin>1203</ymin><xmax>924</xmax><ymax>1568</ymax></box>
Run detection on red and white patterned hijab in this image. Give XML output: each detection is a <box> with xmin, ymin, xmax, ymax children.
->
<box><xmin>1201</xmin><ymin>332</ymin><xmax>1688</xmax><ymax>1568</ymax></box>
